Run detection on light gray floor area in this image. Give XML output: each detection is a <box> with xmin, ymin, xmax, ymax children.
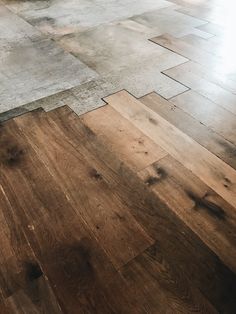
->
<box><xmin>0</xmin><ymin>0</ymin><xmax>210</xmax><ymax>117</ymax></box>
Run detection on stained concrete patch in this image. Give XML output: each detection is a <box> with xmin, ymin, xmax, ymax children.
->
<box><xmin>0</xmin><ymin>5</ymin><xmax>97</xmax><ymax>112</ymax></box>
<box><xmin>4</xmin><ymin>0</ymin><xmax>173</xmax><ymax>36</ymax></box>
<box><xmin>0</xmin><ymin>1</ymin><xmax>202</xmax><ymax>116</ymax></box>
<box><xmin>70</xmin><ymin>68</ymin><xmax>188</xmax><ymax>116</ymax></box>
<box><xmin>57</xmin><ymin>20</ymin><xmax>188</xmax><ymax>100</ymax></box>
<box><xmin>70</xmin><ymin>78</ymin><xmax>116</xmax><ymax>115</ymax></box>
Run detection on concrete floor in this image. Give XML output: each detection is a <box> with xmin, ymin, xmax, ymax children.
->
<box><xmin>0</xmin><ymin>0</ymin><xmax>212</xmax><ymax>119</ymax></box>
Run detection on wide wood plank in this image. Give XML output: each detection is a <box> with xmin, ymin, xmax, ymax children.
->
<box><xmin>81</xmin><ymin>104</ymin><xmax>167</xmax><ymax>172</ymax></box>
<box><xmin>2</xmin><ymin>277</ymin><xmax>63</xmax><ymax>314</ymax></box>
<box><xmin>164</xmin><ymin>62</ymin><xmax>236</xmax><ymax>114</ymax></box>
<box><xmin>23</xmin><ymin>211</ymin><xmax>143</xmax><ymax>314</ymax></box>
<box><xmin>171</xmin><ymin>90</ymin><xmax>236</xmax><ymax>146</ymax></box>
<box><xmin>151</xmin><ymin>33</ymin><xmax>221</xmax><ymax>68</ymax></box>
<box><xmin>14</xmin><ymin>109</ymin><xmax>153</xmax><ymax>269</ymax></box>
<box><xmin>120</xmin><ymin>244</ymin><xmax>217</xmax><ymax>313</ymax></box>
<box><xmin>138</xmin><ymin>155</ymin><xmax>236</xmax><ymax>273</ymax></box>
<box><xmin>140</xmin><ymin>92</ymin><xmax>236</xmax><ymax>169</ymax></box>
<box><xmin>51</xmin><ymin>105</ymin><xmax>236</xmax><ymax>312</ymax></box>
<box><xmin>172</xmin><ymin>59</ymin><xmax>236</xmax><ymax>94</ymax></box>
<box><xmin>0</xmin><ymin>184</ymin><xmax>42</xmax><ymax>300</ymax></box>
<box><xmin>0</xmin><ymin>117</ymin><xmax>143</xmax><ymax>313</ymax></box>
<box><xmin>104</xmin><ymin>90</ymin><xmax>236</xmax><ymax>209</ymax></box>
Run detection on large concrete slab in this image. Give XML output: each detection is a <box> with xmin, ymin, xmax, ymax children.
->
<box><xmin>0</xmin><ymin>1</ymin><xmax>205</xmax><ymax>116</ymax></box>
<box><xmin>4</xmin><ymin>0</ymin><xmax>173</xmax><ymax>36</ymax></box>
<box><xmin>56</xmin><ymin>20</ymin><xmax>188</xmax><ymax>103</ymax></box>
<box><xmin>0</xmin><ymin>5</ymin><xmax>97</xmax><ymax>112</ymax></box>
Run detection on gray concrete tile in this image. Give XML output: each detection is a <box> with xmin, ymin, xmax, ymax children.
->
<box><xmin>0</xmin><ymin>5</ymin><xmax>97</xmax><ymax>112</ymax></box>
<box><xmin>57</xmin><ymin>20</ymin><xmax>187</xmax><ymax>74</ymax></box>
<box><xmin>4</xmin><ymin>0</ymin><xmax>173</xmax><ymax>36</ymax></box>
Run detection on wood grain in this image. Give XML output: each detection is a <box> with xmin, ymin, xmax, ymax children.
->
<box><xmin>121</xmin><ymin>244</ymin><xmax>218</xmax><ymax>313</ymax></box>
<box><xmin>81</xmin><ymin>104</ymin><xmax>167</xmax><ymax>172</ymax></box>
<box><xmin>104</xmin><ymin>90</ymin><xmax>236</xmax><ymax>209</ymax></box>
<box><xmin>52</xmin><ymin>105</ymin><xmax>236</xmax><ymax>313</ymax></box>
<box><xmin>14</xmin><ymin>110</ymin><xmax>153</xmax><ymax>270</ymax></box>
<box><xmin>138</xmin><ymin>155</ymin><xmax>236</xmax><ymax>273</ymax></box>
<box><xmin>170</xmin><ymin>59</ymin><xmax>236</xmax><ymax>94</ymax></box>
<box><xmin>3</xmin><ymin>277</ymin><xmax>63</xmax><ymax>314</ymax></box>
<box><xmin>0</xmin><ymin>183</ymin><xmax>42</xmax><ymax>300</ymax></box>
<box><xmin>164</xmin><ymin>63</ymin><xmax>236</xmax><ymax>115</ymax></box>
<box><xmin>171</xmin><ymin>90</ymin><xmax>236</xmax><ymax>146</ymax></box>
<box><xmin>0</xmin><ymin>116</ymin><xmax>145</xmax><ymax>313</ymax></box>
<box><xmin>140</xmin><ymin>92</ymin><xmax>236</xmax><ymax>169</ymax></box>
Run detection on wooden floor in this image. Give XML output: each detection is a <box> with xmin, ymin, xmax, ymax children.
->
<box><xmin>0</xmin><ymin>89</ymin><xmax>236</xmax><ymax>313</ymax></box>
<box><xmin>1</xmin><ymin>0</ymin><xmax>236</xmax><ymax>313</ymax></box>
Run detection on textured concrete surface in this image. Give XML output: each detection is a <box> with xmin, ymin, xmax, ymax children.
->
<box><xmin>3</xmin><ymin>0</ymin><xmax>172</xmax><ymax>35</ymax></box>
<box><xmin>0</xmin><ymin>0</ymin><xmax>211</xmax><ymax>116</ymax></box>
<box><xmin>0</xmin><ymin>5</ymin><xmax>97</xmax><ymax>112</ymax></box>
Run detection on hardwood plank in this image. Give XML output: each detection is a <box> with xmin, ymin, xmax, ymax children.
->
<box><xmin>23</xmin><ymin>212</ymin><xmax>142</xmax><ymax>314</ymax></box>
<box><xmin>14</xmin><ymin>109</ymin><xmax>153</xmax><ymax>269</ymax></box>
<box><xmin>50</xmin><ymin>105</ymin><xmax>236</xmax><ymax>312</ymax></box>
<box><xmin>168</xmin><ymin>59</ymin><xmax>236</xmax><ymax>94</ymax></box>
<box><xmin>80</xmin><ymin>104</ymin><xmax>168</xmax><ymax>172</ymax></box>
<box><xmin>3</xmin><ymin>276</ymin><xmax>63</xmax><ymax>314</ymax></box>
<box><xmin>120</xmin><ymin>244</ymin><xmax>218</xmax><ymax>313</ymax></box>
<box><xmin>151</xmin><ymin>33</ymin><xmax>221</xmax><ymax>68</ymax></box>
<box><xmin>164</xmin><ymin>64</ymin><xmax>236</xmax><ymax>115</ymax></box>
<box><xmin>171</xmin><ymin>90</ymin><xmax>236</xmax><ymax>146</ymax></box>
<box><xmin>82</xmin><ymin>96</ymin><xmax>236</xmax><ymax>270</ymax></box>
<box><xmin>0</xmin><ymin>117</ymin><xmax>143</xmax><ymax>313</ymax></box>
<box><xmin>140</xmin><ymin>92</ymin><xmax>236</xmax><ymax>169</ymax></box>
<box><xmin>3</xmin><ymin>107</ymin><xmax>220</xmax><ymax>313</ymax></box>
<box><xmin>0</xmin><ymin>184</ymin><xmax>42</xmax><ymax>300</ymax></box>
<box><xmin>138</xmin><ymin>155</ymin><xmax>236</xmax><ymax>273</ymax></box>
<box><xmin>0</xmin><ymin>115</ymin><xmax>76</xmax><ymax>226</ymax></box>
<box><xmin>104</xmin><ymin>90</ymin><xmax>236</xmax><ymax>209</ymax></box>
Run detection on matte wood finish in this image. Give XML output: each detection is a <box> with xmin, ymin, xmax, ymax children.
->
<box><xmin>104</xmin><ymin>91</ymin><xmax>236</xmax><ymax>209</ymax></box>
<box><xmin>1</xmin><ymin>0</ymin><xmax>236</xmax><ymax>312</ymax></box>
<box><xmin>171</xmin><ymin>90</ymin><xmax>236</xmax><ymax>146</ymax></box>
<box><xmin>140</xmin><ymin>92</ymin><xmax>236</xmax><ymax>170</ymax></box>
<box><xmin>1</xmin><ymin>97</ymin><xmax>236</xmax><ymax>312</ymax></box>
<box><xmin>164</xmin><ymin>63</ymin><xmax>236</xmax><ymax>115</ymax></box>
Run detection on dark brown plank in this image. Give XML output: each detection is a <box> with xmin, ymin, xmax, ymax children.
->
<box><xmin>13</xmin><ymin>109</ymin><xmax>153</xmax><ymax>270</ymax></box>
<box><xmin>47</xmin><ymin>105</ymin><xmax>236</xmax><ymax>313</ymax></box>
<box><xmin>3</xmin><ymin>277</ymin><xmax>63</xmax><ymax>314</ymax></box>
<box><xmin>121</xmin><ymin>244</ymin><xmax>217</xmax><ymax>313</ymax></box>
<box><xmin>0</xmin><ymin>117</ymin><xmax>143</xmax><ymax>313</ymax></box>
<box><xmin>140</xmin><ymin>92</ymin><xmax>236</xmax><ymax>170</ymax></box>
<box><xmin>138</xmin><ymin>155</ymin><xmax>236</xmax><ymax>273</ymax></box>
<box><xmin>23</xmin><ymin>211</ymin><xmax>143</xmax><ymax>314</ymax></box>
<box><xmin>0</xmin><ymin>183</ymin><xmax>42</xmax><ymax>300</ymax></box>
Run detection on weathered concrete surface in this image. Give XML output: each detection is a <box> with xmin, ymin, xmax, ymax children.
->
<box><xmin>0</xmin><ymin>5</ymin><xmax>97</xmax><ymax>112</ymax></box>
<box><xmin>4</xmin><ymin>0</ymin><xmax>173</xmax><ymax>36</ymax></box>
<box><xmin>0</xmin><ymin>0</ymin><xmax>210</xmax><ymax>115</ymax></box>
